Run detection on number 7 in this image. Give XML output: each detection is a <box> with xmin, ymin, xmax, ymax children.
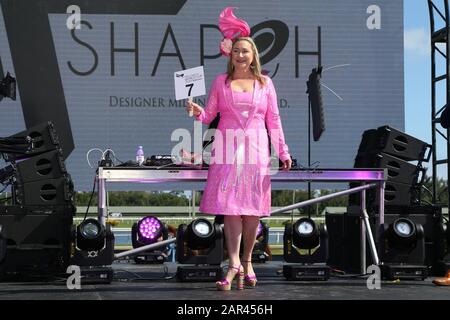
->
<box><xmin>186</xmin><ymin>83</ymin><xmax>194</xmax><ymax>96</ymax></box>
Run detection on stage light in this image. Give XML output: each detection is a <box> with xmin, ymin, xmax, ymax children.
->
<box><xmin>137</xmin><ymin>216</ymin><xmax>163</xmax><ymax>244</ymax></box>
<box><xmin>131</xmin><ymin>216</ymin><xmax>169</xmax><ymax>263</ymax></box>
<box><xmin>176</xmin><ymin>218</ymin><xmax>224</xmax><ymax>282</ymax></box>
<box><xmin>76</xmin><ymin>218</ymin><xmax>106</xmax><ymax>251</ymax></box>
<box><xmin>385</xmin><ymin>218</ymin><xmax>419</xmax><ymax>249</ymax></box>
<box><xmin>257</xmin><ymin>222</ymin><xmax>263</xmax><ymax>238</ymax></box>
<box><xmin>387</xmin><ymin>218</ymin><xmax>417</xmax><ymax>247</ymax></box>
<box><xmin>293</xmin><ymin>218</ymin><xmax>320</xmax><ymax>250</ymax></box>
<box><xmin>0</xmin><ymin>72</ymin><xmax>16</xmax><ymax>101</ymax></box>
<box><xmin>380</xmin><ymin>217</ymin><xmax>427</xmax><ymax>280</ymax></box>
<box><xmin>186</xmin><ymin>218</ymin><xmax>215</xmax><ymax>249</ymax></box>
<box><xmin>283</xmin><ymin>218</ymin><xmax>330</xmax><ymax>280</ymax></box>
<box><xmin>71</xmin><ymin>219</ymin><xmax>115</xmax><ymax>283</ymax></box>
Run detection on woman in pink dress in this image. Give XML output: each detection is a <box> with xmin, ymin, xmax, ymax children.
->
<box><xmin>186</xmin><ymin>7</ymin><xmax>291</xmax><ymax>291</ymax></box>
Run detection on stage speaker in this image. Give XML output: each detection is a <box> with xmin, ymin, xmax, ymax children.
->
<box><xmin>351</xmin><ymin>127</ymin><xmax>428</xmax><ymax>209</ymax></box>
<box><xmin>354</xmin><ymin>152</ymin><xmax>423</xmax><ymax>185</ymax></box>
<box><xmin>4</xmin><ymin>121</ymin><xmax>60</xmax><ymax>161</ymax></box>
<box><xmin>357</xmin><ymin>126</ymin><xmax>431</xmax><ymax>162</ymax></box>
<box><xmin>326</xmin><ymin>210</ymin><xmax>379</xmax><ymax>273</ymax></box>
<box><xmin>306</xmin><ymin>67</ymin><xmax>325</xmax><ymax>141</ymax></box>
<box><xmin>13</xmin><ymin>174</ymin><xmax>74</xmax><ymax>206</ymax></box>
<box><xmin>14</xmin><ymin>149</ymin><xmax>66</xmax><ymax>183</ymax></box>
<box><xmin>0</xmin><ymin>204</ymin><xmax>75</xmax><ymax>275</ymax></box>
<box><xmin>325</xmin><ymin>213</ymin><xmax>345</xmax><ymax>269</ymax></box>
<box><xmin>349</xmin><ymin>180</ymin><xmax>420</xmax><ymax>207</ymax></box>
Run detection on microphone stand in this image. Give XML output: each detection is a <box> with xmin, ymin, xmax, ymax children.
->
<box><xmin>308</xmin><ymin>95</ymin><xmax>312</xmax><ymax>219</ymax></box>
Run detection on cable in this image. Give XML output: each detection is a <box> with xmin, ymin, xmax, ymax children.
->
<box><xmin>114</xmin><ymin>268</ymin><xmax>143</xmax><ymax>279</ymax></box>
<box><xmin>83</xmin><ymin>176</ymin><xmax>97</xmax><ymax>221</ymax></box>
<box><xmin>83</xmin><ymin>147</ymin><xmax>120</xmax><ymax>221</ymax></box>
<box><xmin>327</xmin><ymin>267</ymin><xmax>370</xmax><ymax>278</ymax></box>
<box><xmin>87</xmin><ymin>147</ymin><xmax>122</xmax><ymax>168</ymax></box>
<box><xmin>113</xmin><ymin>265</ymin><xmax>176</xmax><ymax>282</ymax></box>
<box><xmin>86</xmin><ymin>148</ymin><xmax>104</xmax><ymax>168</ymax></box>
<box><xmin>331</xmin><ymin>272</ymin><xmax>370</xmax><ymax>278</ymax></box>
<box><xmin>102</xmin><ymin>148</ymin><xmax>118</xmax><ymax>166</ymax></box>
<box><xmin>111</xmin><ymin>152</ymin><xmax>124</xmax><ymax>165</ymax></box>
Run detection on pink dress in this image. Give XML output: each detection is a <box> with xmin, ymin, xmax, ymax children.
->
<box><xmin>196</xmin><ymin>74</ymin><xmax>290</xmax><ymax>217</ymax></box>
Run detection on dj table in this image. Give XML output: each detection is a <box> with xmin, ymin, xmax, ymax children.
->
<box><xmin>97</xmin><ymin>166</ymin><xmax>386</xmax><ymax>271</ymax></box>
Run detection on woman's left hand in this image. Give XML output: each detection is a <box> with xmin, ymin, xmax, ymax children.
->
<box><xmin>281</xmin><ymin>158</ymin><xmax>292</xmax><ymax>171</ymax></box>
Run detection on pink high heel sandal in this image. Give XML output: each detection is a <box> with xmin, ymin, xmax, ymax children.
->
<box><xmin>241</xmin><ymin>260</ymin><xmax>257</xmax><ymax>287</ymax></box>
<box><xmin>216</xmin><ymin>265</ymin><xmax>244</xmax><ymax>291</ymax></box>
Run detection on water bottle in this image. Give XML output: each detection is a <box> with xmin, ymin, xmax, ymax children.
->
<box><xmin>136</xmin><ymin>146</ymin><xmax>145</xmax><ymax>165</ymax></box>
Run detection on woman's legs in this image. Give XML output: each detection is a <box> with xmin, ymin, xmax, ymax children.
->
<box><xmin>241</xmin><ymin>216</ymin><xmax>260</xmax><ymax>276</ymax></box>
<box><xmin>223</xmin><ymin>216</ymin><xmax>243</xmax><ymax>281</ymax></box>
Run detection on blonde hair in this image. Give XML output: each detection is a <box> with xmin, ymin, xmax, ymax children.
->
<box><xmin>226</xmin><ymin>37</ymin><xmax>266</xmax><ymax>85</ymax></box>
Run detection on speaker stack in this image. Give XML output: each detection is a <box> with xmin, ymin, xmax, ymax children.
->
<box><xmin>349</xmin><ymin>125</ymin><xmax>431</xmax><ymax>208</ymax></box>
<box><xmin>326</xmin><ymin>126</ymin><xmax>447</xmax><ymax>277</ymax></box>
<box><xmin>0</xmin><ymin>122</ymin><xmax>75</xmax><ymax>277</ymax></box>
<box><xmin>7</xmin><ymin>122</ymin><xmax>74</xmax><ymax>206</ymax></box>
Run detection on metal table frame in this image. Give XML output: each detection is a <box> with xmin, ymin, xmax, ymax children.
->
<box><xmin>97</xmin><ymin>167</ymin><xmax>386</xmax><ymax>272</ymax></box>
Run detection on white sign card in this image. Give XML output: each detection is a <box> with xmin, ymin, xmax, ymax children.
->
<box><xmin>174</xmin><ymin>66</ymin><xmax>206</xmax><ymax>101</ymax></box>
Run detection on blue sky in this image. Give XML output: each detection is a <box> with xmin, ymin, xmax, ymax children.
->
<box><xmin>404</xmin><ymin>0</ymin><xmax>447</xmax><ymax>177</ymax></box>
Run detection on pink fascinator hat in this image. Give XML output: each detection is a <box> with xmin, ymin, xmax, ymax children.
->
<box><xmin>219</xmin><ymin>7</ymin><xmax>251</xmax><ymax>56</ymax></box>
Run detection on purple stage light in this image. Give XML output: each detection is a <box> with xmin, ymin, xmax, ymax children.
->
<box><xmin>137</xmin><ymin>216</ymin><xmax>163</xmax><ymax>243</ymax></box>
<box><xmin>256</xmin><ymin>222</ymin><xmax>263</xmax><ymax>238</ymax></box>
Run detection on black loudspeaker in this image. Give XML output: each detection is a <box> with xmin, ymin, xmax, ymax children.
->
<box><xmin>351</xmin><ymin>126</ymin><xmax>429</xmax><ymax>208</ymax></box>
<box><xmin>354</xmin><ymin>152</ymin><xmax>422</xmax><ymax>185</ymax></box>
<box><xmin>14</xmin><ymin>149</ymin><xmax>66</xmax><ymax>183</ymax></box>
<box><xmin>349</xmin><ymin>181</ymin><xmax>420</xmax><ymax>207</ymax></box>
<box><xmin>4</xmin><ymin>122</ymin><xmax>60</xmax><ymax>161</ymax></box>
<box><xmin>326</xmin><ymin>212</ymin><xmax>374</xmax><ymax>273</ymax></box>
<box><xmin>0</xmin><ymin>205</ymin><xmax>74</xmax><ymax>275</ymax></box>
<box><xmin>306</xmin><ymin>67</ymin><xmax>325</xmax><ymax>141</ymax></box>
<box><xmin>325</xmin><ymin>213</ymin><xmax>345</xmax><ymax>269</ymax></box>
<box><xmin>357</xmin><ymin>126</ymin><xmax>431</xmax><ymax>162</ymax></box>
<box><xmin>13</xmin><ymin>174</ymin><xmax>74</xmax><ymax>206</ymax></box>
<box><xmin>343</xmin><ymin>212</ymin><xmax>376</xmax><ymax>273</ymax></box>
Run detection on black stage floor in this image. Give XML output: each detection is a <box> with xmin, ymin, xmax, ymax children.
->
<box><xmin>1</xmin><ymin>260</ymin><xmax>450</xmax><ymax>301</ymax></box>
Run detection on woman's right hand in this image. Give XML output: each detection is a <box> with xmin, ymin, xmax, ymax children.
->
<box><xmin>186</xmin><ymin>101</ymin><xmax>203</xmax><ymax>116</ymax></box>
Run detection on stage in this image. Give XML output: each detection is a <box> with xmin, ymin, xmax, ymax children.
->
<box><xmin>1</xmin><ymin>1</ymin><xmax>450</xmax><ymax>310</ymax></box>
<box><xmin>1</xmin><ymin>260</ymin><xmax>449</xmax><ymax>301</ymax></box>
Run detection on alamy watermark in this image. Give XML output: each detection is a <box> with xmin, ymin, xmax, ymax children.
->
<box><xmin>66</xmin><ymin>265</ymin><xmax>81</xmax><ymax>290</ymax></box>
<box><xmin>170</xmin><ymin>122</ymin><xmax>288</xmax><ymax>174</ymax></box>
<box><xmin>366</xmin><ymin>264</ymin><xmax>381</xmax><ymax>290</ymax></box>
<box><xmin>66</xmin><ymin>5</ymin><xmax>81</xmax><ymax>30</ymax></box>
<box><xmin>367</xmin><ymin>5</ymin><xmax>381</xmax><ymax>30</ymax></box>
